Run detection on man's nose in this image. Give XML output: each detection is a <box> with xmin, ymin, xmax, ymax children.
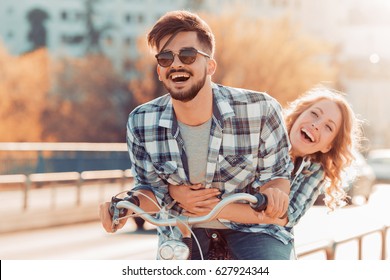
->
<box><xmin>171</xmin><ymin>53</ymin><xmax>183</xmax><ymax>67</ymax></box>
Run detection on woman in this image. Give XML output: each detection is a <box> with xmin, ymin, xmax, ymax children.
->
<box><xmin>169</xmin><ymin>86</ymin><xmax>362</xmax><ymax>259</ymax></box>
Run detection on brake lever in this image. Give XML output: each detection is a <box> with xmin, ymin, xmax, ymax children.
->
<box><xmin>109</xmin><ymin>194</ymin><xmax>140</xmax><ymax>232</ymax></box>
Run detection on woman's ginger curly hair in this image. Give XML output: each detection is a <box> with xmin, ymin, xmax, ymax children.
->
<box><xmin>284</xmin><ymin>86</ymin><xmax>363</xmax><ymax>211</ymax></box>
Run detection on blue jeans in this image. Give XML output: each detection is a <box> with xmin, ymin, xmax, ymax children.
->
<box><xmin>190</xmin><ymin>228</ymin><xmax>295</xmax><ymax>260</ymax></box>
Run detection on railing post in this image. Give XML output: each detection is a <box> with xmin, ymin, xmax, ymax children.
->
<box><xmin>121</xmin><ymin>172</ymin><xmax>126</xmax><ymax>191</ymax></box>
<box><xmin>381</xmin><ymin>226</ymin><xmax>387</xmax><ymax>260</ymax></box>
<box><xmin>51</xmin><ymin>182</ymin><xmax>56</xmax><ymax>209</ymax></box>
<box><xmin>358</xmin><ymin>237</ymin><xmax>363</xmax><ymax>260</ymax></box>
<box><xmin>76</xmin><ymin>173</ymin><xmax>83</xmax><ymax>207</ymax></box>
<box><xmin>23</xmin><ymin>176</ymin><xmax>31</xmax><ymax>211</ymax></box>
<box><xmin>325</xmin><ymin>241</ymin><xmax>336</xmax><ymax>260</ymax></box>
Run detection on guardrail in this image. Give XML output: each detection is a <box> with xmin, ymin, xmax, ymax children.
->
<box><xmin>0</xmin><ymin>169</ymin><xmax>134</xmax><ymax>211</ymax></box>
<box><xmin>296</xmin><ymin>225</ymin><xmax>389</xmax><ymax>260</ymax></box>
<box><xmin>0</xmin><ymin>170</ymin><xmax>388</xmax><ymax>259</ymax></box>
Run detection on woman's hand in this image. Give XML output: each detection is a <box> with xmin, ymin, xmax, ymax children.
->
<box><xmin>169</xmin><ymin>183</ymin><xmax>220</xmax><ymax>216</ymax></box>
<box><xmin>261</xmin><ymin>187</ymin><xmax>289</xmax><ymax>218</ymax></box>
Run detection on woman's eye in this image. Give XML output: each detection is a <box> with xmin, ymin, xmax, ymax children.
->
<box><xmin>311</xmin><ymin>111</ymin><xmax>318</xmax><ymax>117</ymax></box>
<box><xmin>326</xmin><ymin>125</ymin><xmax>333</xmax><ymax>132</ymax></box>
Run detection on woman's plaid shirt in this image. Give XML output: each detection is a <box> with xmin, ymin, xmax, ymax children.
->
<box><xmin>127</xmin><ymin>83</ymin><xmax>292</xmax><ymax>237</ymax></box>
<box><xmin>229</xmin><ymin>157</ymin><xmax>327</xmax><ymax>245</ymax></box>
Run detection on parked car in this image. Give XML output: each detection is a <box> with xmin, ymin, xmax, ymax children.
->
<box><xmin>367</xmin><ymin>149</ymin><xmax>390</xmax><ymax>183</ymax></box>
<box><xmin>315</xmin><ymin>151</ymin><xmax>376</xmax><ymax>206</ymax></box>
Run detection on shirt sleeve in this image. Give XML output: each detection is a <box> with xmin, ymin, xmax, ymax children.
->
<box><xmin>252</xmin><ymin>99</ymin><xmax>293</xmax><ymax>189</ymax></box>
<box><xmin>126</xmin><ymin>118</ymin><xmax>172</xmax><ymax>207</ymax></box>
<box><xmin>285</xmin><ymin>166</ymin><xmax>326</xmax><ymax>228</ymax></box>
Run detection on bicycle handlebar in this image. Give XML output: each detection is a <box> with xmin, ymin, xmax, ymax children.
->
<box><xmin>114</xmin><ymin>192</ymin><xmax>265</xmax><ymax>227</ymax></box>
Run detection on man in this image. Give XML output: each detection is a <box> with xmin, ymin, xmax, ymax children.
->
<box><xmin>100</xmin><ymin>10</ymin><xmax>293</xmax><ymax>259</ymax></box>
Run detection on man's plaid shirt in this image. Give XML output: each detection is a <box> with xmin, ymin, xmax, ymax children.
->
<box><xmin>127</xmin><ymin>83</ymin><xmax>293</xmax><ymax>240</ymax></box>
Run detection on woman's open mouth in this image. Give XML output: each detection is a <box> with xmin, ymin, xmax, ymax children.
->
<box><xmin>301</xmin><ymin>128</ymin><xmax>315</xmax><ymax>143</ymax></box>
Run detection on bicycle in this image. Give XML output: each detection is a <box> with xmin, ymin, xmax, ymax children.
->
<box><xmin>108</xmin><ymin>190</ymin><xmax>268</xmax><ymax>260</ymax></box>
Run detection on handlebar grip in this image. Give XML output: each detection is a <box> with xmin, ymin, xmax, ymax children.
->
<box><xmin>109</xmin><ymin>195</ymin><xmax>140</xmax><ymax>218</ymax></box>
<box><xmin>249</xmin><ymin>193</ymin><xmax>268</xmax><ymax>212</ymax></box>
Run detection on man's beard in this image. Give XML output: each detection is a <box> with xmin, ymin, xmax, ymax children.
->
<box><xmin>162</xmin><ymin>70</ymin><xmax>207</xmax><ymax>102</ymax></box>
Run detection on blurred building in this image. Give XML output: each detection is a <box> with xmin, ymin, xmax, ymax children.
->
<box><xmin>0</xmin><ymin>0</ymin><xmax>188</xmax><ymax>79</ymax></box>
<box><xmin>1</xmin><ymin>0</ymin><xmax>390</xmax><ymax>147</ymax></box>
<box><xmin>204</xmin><ymin>0</ymin><xmax>390</xmax><ymax>148</ymax></box>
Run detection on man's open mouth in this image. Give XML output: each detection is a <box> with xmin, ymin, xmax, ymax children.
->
<box><xmin>170</xmin><ymin>73</ymin><xmax>190</xmax><ymax>82</ymax></box>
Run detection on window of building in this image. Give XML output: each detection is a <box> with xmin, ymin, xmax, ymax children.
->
<box><xmin>61</xmin><ymin>11</ymin><xmax>68</xmax><ymax>21</ymax></box>
<box><xmin>124</xmin><ymin>37</ymin><xmax>132</xmax><ymax>48</ymax></box>
<box><xmin>125</xmin><ymin>14</ymin><xmax>132</xmax><ymax>23</ymax></box>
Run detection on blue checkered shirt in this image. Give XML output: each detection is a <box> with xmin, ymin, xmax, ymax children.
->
<box><xmin>234</xmin><ymin>157</ymin><xmax>327</xmax><ymax>244</ymax></box>
<box><xmin>127</xmin><ymin>83</ymin><xmax>293</xmax><ymax>240</ymax></box>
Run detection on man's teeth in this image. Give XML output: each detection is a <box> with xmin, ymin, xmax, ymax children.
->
<box><xmin>172</xmin><ymin>74</ymin><xmax>189</xmax><ymax>78</ymax></box>
<box><xmin>171</xmin><ymin>73</ymin><xmax>190</xmax><ymax>81</ymax></box>
<box><xmin>301</xmin><ymin>128</ymin><xmax>314</xmax><ymax>142</ymax></box>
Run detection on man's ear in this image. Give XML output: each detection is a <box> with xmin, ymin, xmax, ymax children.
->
<box><xmin>157</xmin><ymin>65</ymin><xmax>162</xmax><ymax>80</ymax></box>
<box><xmin>207</xmin><ymin>58</ymin><xmax>217</xmax><ymax>76</ymax></box>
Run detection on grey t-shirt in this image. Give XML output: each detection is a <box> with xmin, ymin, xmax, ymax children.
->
<box><xmin>178</xmin><ymin>118</ymin><xmax>212</xmax><ymax>184</ymax></box>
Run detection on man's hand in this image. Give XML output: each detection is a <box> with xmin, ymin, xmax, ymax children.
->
<box><xmin>169</xmin><ymin>184</ymin><xmax>220</xmax><ymax>216</ymax></box>
<box><xmin>99</xmin><ymin>201</ymin><xmax>127</xmax><ymax>233</ymax></box>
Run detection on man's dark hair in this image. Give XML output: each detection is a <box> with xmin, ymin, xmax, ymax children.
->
<box><xmin>147</xmin><ymin>10</ymin><xmax>215</xmax><ymax>56</ymax></box>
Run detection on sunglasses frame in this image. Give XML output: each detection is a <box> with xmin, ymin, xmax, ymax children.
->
<box><xmin>155</xmin><ymin>47</ymin><xmax>210</xmax><ymax>67</ymax></box>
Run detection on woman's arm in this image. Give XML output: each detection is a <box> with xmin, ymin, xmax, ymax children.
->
<box><xmin>169</xmin><ymin>184</ymin><xmax>287</xmax><ymax>226</ymax></box>
<box><xmin>216</xmin><ymin>203</ymin><xmax>287</xmax><ymax>226</ymax></box>
<box><xmin>286</xmin><ymin>164</ymin><xmax>326</xmax><ymax>228</ymax></box>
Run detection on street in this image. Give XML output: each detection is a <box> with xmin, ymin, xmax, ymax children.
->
<box><xmin>0</xmin><ymin>184</ymin><xmax>389</xmax><ymax>260</ymax></box>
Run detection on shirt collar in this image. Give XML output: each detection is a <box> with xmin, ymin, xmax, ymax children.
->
<box><xmin>157</xmin><ymin>83</ymin><xmax>236</xmax><ymax>132</ymax></box>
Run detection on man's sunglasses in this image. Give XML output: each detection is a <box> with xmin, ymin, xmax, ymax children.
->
<box><xmin>155</xmin><ymin>47</ymin><xmax>210</xmax><ymax>67</ymax></box>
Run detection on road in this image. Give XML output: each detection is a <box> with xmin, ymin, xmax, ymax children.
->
<box><xmin>1</xmin><ymin>184</ymin><xmax>389</xmax><ymax>260</ymax></box>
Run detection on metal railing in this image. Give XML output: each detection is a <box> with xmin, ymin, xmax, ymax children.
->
<box><xmin>0</xmin><ymin>170</ymin><xmax>388</xmax><ymax>260</ymax></box>
<box><xmin>296</xmin><ymin>225</ymin><xmax>390</xmax><ymax>260</ymax></box>
<box><xmin>0</xmin><ymin>169</ymin><xmax>134</xmax><ymax>210</ymax></box>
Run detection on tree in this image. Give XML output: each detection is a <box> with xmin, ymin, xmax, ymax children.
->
<box><xmin>0</xmin><ymin>44</ymin><xmax>49</xmax><ymax>141</ymax></box>
<box><xmin>127</xmin><ymin>37</ymin><xmax>165</xmax><ymax>106</ymax></box>
<box><xmin>42</xmin><ymin>55</ymin><xmax>130</xmax><ymax>142</ymax></box>
<box><xmin>203</xmin><ymin>11</ymin><xmax>338</xmax><ymax>106</ymax></box>
<box><xmin>129</xmin><ymin>10</ymin><xmax>338</xmax><ymax>107</ymax></box>
<box><xmin>84</xmin><ymin>0</ymin><xmax>115</xmax><ymax>54</ymax></box>
<box><xmin>26</xmin><ymin>8</ymin><xmax>49</xmax><ymax>52</ymax></box>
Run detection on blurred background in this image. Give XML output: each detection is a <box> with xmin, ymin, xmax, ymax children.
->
<box><xmin>1</xmin><ymin>0</ymin><xmax>390</xmax><ymax>260</ymax></box>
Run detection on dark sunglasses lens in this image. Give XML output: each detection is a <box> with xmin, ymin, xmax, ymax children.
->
<box><xmin>157</xmin><ymin>52</ymin><xmax>174</xmax><ymax>67</ymax></box>
<box><xmin>179</xmin><ymin>49</ymin><xmax>197</xmax><ymax>64</ymax></box>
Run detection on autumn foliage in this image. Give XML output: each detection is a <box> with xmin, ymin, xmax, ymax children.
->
<box><xmin>205</xmin><ymin>12</ymin><xmax>338</xmax><ymax>106</ymax></box>
<box><xmin>130</xmin><ymin>11</ymin><xmax>338</xmax><ymax>107</ymax></box>
<box><xmin>0</xmin><ymin>10</ymin><xmax>338</xmax><ymax>142</ymax></box>
<box><xmin>0</xmin><ymin>45</ymin><xmax>49</xmax><ymax>141</ymax></box>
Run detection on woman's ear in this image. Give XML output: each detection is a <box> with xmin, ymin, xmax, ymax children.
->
<box><xmin>321</xmin><ymin>145</ymin><xmax>332</xmax><ymax>153</ymax></box>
